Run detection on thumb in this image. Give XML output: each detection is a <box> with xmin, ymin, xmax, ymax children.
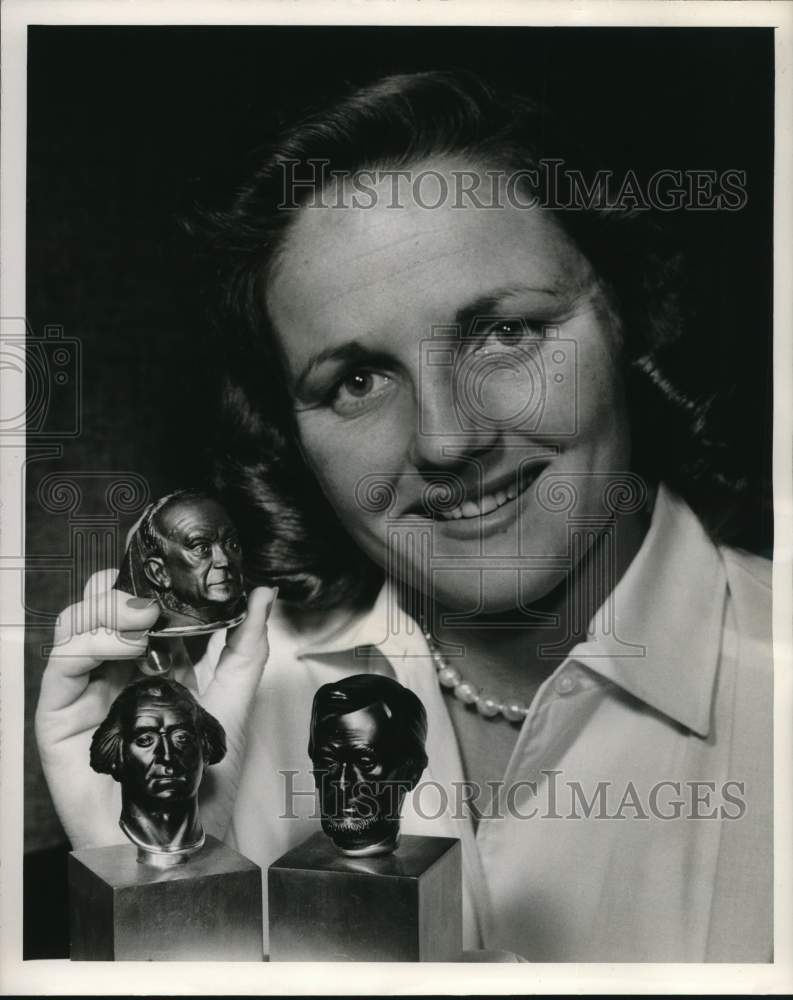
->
<box><xmin>225</xmin><ymin>586</ymin><xmax>278</xmax><ymax>659</ymax></box>
<box><xmin>201</xmin><ymin>587</ymin><xmax>278</xmax><ymax>725</ymax></box>
<box><xmin>194</xmin><ymin>586</ymin><xmax>277</xmax><ymax>841</ymax></box>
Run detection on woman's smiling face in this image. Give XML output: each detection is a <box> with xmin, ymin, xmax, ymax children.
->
<box><xmin>266</xmin><ymin>159</ymin><xmax>631</xmax><ymax>613</ymax></box>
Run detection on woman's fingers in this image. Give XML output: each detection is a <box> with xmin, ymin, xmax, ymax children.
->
<box><xmin>201</xmin><ymin>586</ymin><xmax>278</xmax><ymax>724</ymax></box>
<box><xmin>82</xmin><ymin>567</ymin><xmax>120</xmax><ymax>601</ymax></box>
<box><xmin>196</xmin><ymin>586</ymin><xmax>278</xmax><ymax>839</ymax></box>
<box><xmin>53</xmin><ymin>587</ymin><xmax>160</xmax><ymax>644</ymax></box>
<box><xmin>39</xmin><ymin>583</ymin><xmax>160</xmax><ymax>716</ymax></box>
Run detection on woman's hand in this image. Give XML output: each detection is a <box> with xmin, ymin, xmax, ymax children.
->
<box><xmin>35</xmin><ymin>569</ymin><xmax>277</xmax><ymax>849</ymax></box>
<box><xmin>194</xmin><ymin>585</ymin><xmax>278</xmax><ymax>840</ymax></box>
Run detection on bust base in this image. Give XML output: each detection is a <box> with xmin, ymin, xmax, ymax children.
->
<box><xmin>268</xmin><ymin>831</ymin><xmax>461</xmax><ymax>961</ymax></box>
<box><xmin>68</xmin><ymin>835</ymin><xmax>262</xmax><ymax>960</ymax></box>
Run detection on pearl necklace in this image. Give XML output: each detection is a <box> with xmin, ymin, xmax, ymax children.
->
<box><xmin>422</xmin><ymin>628</ymin><xmax>530</xmax><ymax>723</ymax></box>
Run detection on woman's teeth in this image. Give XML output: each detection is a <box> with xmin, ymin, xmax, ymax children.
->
<box><xmin>439</xmin><ymin>482</ymin><xmax>521</xmax><ymax>521</ymax></box>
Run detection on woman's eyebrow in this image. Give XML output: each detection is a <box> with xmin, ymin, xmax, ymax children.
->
<box><xmin>293</xmin><ymin>284</ymin><xmax>560</xmax><ymax>396</ymax></box>
<box><xmin>294</xmin><ymin>342</ymin><xmax>381</xmax><ymax>397</ymax></box>
<box><xmin>452</xmin><ymin>284</ymin><xmax>561</xmax><ymax>334</ymax></box>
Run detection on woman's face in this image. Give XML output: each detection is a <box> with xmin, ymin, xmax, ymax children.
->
<box><xmin>266</xmin><ymin>158</ymin><xmax>631</xmax><ymax>613</ymax></box>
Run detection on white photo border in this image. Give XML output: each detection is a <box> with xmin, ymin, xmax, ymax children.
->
<box><xmin>2</xmin><ymin>0</ymin><xmax>791</xmax><ymax>995</ymax></box>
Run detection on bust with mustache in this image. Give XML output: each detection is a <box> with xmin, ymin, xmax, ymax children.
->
<box><xmin>308</xmin><ymin>674</ymin><xmax>428</xmax><ymax>857</ymax></box>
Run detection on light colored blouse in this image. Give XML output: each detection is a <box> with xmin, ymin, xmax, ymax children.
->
<box><xmin>195</xmin><ymin>483</ymin><xmax>772</xmax><ymax>961</ymax></box>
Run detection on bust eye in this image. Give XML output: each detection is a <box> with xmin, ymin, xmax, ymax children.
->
<box><xmin>192</xmin><ymin>542</ymin><xmax>211</xmax><ymax>556</ymax></box>
<box><xmin>171</xmin><ymin>729</ymin><xmax>194</xmax><ymax>748</ymax></box>
<box><xmin>134</xmin><ymin>733</ymin><xmax>155</xmax><ymax>748</ymax></box>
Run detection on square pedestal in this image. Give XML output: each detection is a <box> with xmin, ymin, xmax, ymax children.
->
<box><xmin>69</xmin><ymin>835</ymin><xmax>262</xmax><ymax>961</ymax></box>
<box><xmin>268</xmin><ymin>831</ymin><xmax>461</xmax><ymax>961</ymax></box>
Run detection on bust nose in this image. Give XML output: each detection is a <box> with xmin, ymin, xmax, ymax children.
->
<box><xmin>153</xmin><ymin>732</ymin><xmax>172</xmax><ymax>764</ymax></box>
<box><xmin>337</xmin><ymin>762</ymin><xmax>350</xmax><ymax>793</ymax></box>
<box><xmin>211</xmin><ymin>542</ymin><xmax>229</xmax><ymax>567</ymax></box>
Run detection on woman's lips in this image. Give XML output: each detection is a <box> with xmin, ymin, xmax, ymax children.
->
<box><xmin>422</xmin><ymin>460</ymin><xmax>551</xmax><ymax>540</ymax></box>
<box><xmin>437</xmin><ymin>478</ymin><xmax>520</xmax><ymax>521</ymax></box>
<box><xmin>407</xmin><ymin>460</ymin><xmax>551</xmax><ymax>521</ymax></box>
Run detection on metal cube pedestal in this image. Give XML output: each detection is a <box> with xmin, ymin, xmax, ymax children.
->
<box><xmin>268</xmin><ymin>831</ymin><xmax>461</xmax><ymax>961</ymax></box>
<box><xmin>68</xmin><ymin>835</ymin><xmax>262</xmax><ymax>961</ymax></box>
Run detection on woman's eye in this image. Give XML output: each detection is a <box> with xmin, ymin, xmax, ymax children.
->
<box><xmin>330</xmin><ymin>371</ymin><xmax>392</xmax><ymax>414</ymax></box>
<box><xmin>474</xmin><ymin>317</ymin><xmax>546</xmax><ymax>351</ymax></box>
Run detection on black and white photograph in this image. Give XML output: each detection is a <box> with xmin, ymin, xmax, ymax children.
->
<box><xmin>1</xmin><ymin>0</ymin><xmax>791</xmax><ymax>994</ymax></box>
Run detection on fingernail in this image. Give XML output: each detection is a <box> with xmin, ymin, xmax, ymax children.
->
<box><xmin>264</xmin><ymin>587</ymin><xmax>279</xmax><ymax>622</ymax></box>
<box><xmin>127</xmin><ymin>597</ymin><xmax>157</xmax><ymax>609</ymax></box>
<box><xmin>122</xmin><ymin>629</ymin><xmax>149</xmax><ymax>640</ymax></box>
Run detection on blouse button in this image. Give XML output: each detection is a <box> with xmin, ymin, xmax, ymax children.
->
<box><xmin>554</xmin><ymin>672</ymin><xmax>577</xmax><ymax>695</ymax></box>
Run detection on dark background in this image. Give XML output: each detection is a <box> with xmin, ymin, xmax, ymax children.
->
<box><xmin>24</xmin><ymin>25</ymin><xmax>773</xmax><ymax>956</ymax></box>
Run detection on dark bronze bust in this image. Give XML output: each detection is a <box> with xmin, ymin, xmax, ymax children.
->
<box><xmin>115</xmin><ymin>489</ymin><xmax>246</xmax><ymax>637</ymax></box>
<box><xmin>308</xmin><ymin>674</ymin><xmax>428</xmax><ymax>857</ymax></box>
<box><xmin>90</xmin><ymin>678</ymin><xmax>226</xmax><ymax>865</ymax></box>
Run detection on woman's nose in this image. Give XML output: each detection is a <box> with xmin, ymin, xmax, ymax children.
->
<box><xmin>409</xmin><ymin>362</ymin><xmax>499</xmax><ymax>468</ymax></box>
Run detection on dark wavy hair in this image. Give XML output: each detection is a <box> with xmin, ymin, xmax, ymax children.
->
<box><xmin>90</xmin><ymin>678</ymin><xmax>227</xmax><ymax>778</ymax></box>
<box><xmin>191</xmin><ymin>70</ymin><xmax>752</xmax><ymax>609</ymax></box>
<box><xmin>308</xmin><ymin>674</ymin><xmax>428</xmax><ymax>778</ymax></box>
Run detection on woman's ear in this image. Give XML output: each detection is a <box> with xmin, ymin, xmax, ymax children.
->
<box><xmin>143</xmin><ymin>556</ymin><xmax>170</xmax><ymax>591</ymax></box>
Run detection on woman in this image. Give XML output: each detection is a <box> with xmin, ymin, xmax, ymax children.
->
<box><xmin>35</xmin><ymin>72</ymin><xmax>772</xmax><ymax>961</ymax></box>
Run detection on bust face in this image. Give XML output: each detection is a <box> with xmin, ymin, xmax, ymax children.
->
<box><xmin>120</xmin><ymin>696</ymin><xmax>205</xmax><ymax>806</ymax></box>
<box><xmin>310</xmin><ymin>701</ymin><xmax>416</xmax><ymax>855</ymax></box>
<box><xmin>152</xmin><ymin>497</ymin><xmax>243</xmax><ymax>609</ymax></box>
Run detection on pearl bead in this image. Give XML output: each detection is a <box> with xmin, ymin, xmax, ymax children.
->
<box><xmin>502</xmin><ymin>700</ymin><xmax>528</xmax><ymax>722</ymax></box>
<box><xmin>427</xmin><ymin>626</ymin><xmax>525</xmax><ymax>723</ymax></box>
<box><xmin>453</xmin><ymin>680</ymin><xmax>479</xmax><ymax>704</ymax></box>
<box><xmin>437</xmin><ymin>665</ymin><xmax>462</xmax><ymax>688</ymax></box>
<box><xmin>476</xmin><ymin>694</ymin><xmax>501</xmax><ymax>717</ymax></box>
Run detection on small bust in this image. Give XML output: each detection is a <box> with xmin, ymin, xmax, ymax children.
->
<box><xmin>90</xmin><ymin>677</ymin><xmax>226</xmax><ymax>865</ymax></box>
<box><xmin>115</xmin><ymin>489</ymin><xmax>246</xmax><ymax>637</ymax></box>
<box><xmin>308</xmin><ymin>674</ymin><xmax>428</xmax><ymax>857</ymax></box>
